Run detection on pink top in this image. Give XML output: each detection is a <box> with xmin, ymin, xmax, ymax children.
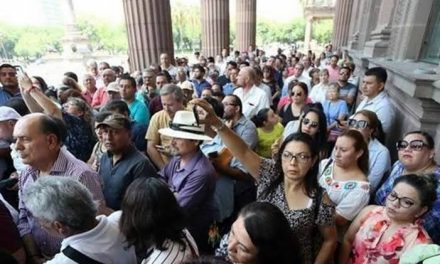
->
<box><xmin>276</xmin><ymin>96</ymin><xmax>313</xmax><ymax>112</ymax></box>
<box><xmin>349</xmin><ymin>207</ymin><xmax>431</xmax><ymax>264</ymax></box>
<box><xmin>91</xmin><ymin>86</ymin><xmax>109</xmax><ymax>108</ymax></box>
<box><xmin>326</xmin><ymin>65</ymin><xmax>340</xmax><ymax>83</ymax></box>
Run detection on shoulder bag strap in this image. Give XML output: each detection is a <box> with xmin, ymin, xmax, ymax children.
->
<box><xmin>62</xmin><ymin>245</ymin><xmax>104</xmax><ymax>264</ymax></box>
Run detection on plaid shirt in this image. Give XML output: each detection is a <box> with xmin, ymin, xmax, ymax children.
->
<box><xmin>375</xmin><ymin>161</ymin><xmax>440</xmax><ymax>244</ymax></box>
<box><xmin>18</xmin><ymin>148</ymin><xmax>104</xmax><ymax>257</ymax></box>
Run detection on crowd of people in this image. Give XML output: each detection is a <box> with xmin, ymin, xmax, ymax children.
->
<box><xmin>0</xmin><ymin>44</ymin><xmax>439</xmax><ymax>264</ymax></box>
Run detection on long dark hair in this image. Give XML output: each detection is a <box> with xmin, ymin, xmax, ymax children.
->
<box><xmin>298</xmin><ymin>105</ymin><xmax>327</xmax><ymax>150</ymax></box>
<box><xmin>262</xmin><ymin>132</ymin><xmax>319</xmax><ymax>199</ymax></box>
<box><xmin>354</xmin><ymin>110</ymin><xmax>385</xmax><ymax>144</ymax></box>
<box><xmin>119</xmin><ymin>177</ymin><xmax>187</xmax><ymax>252</ymax></box>
<box><xmin>239</xmin><ymin>202</ymin><xmax>302</xmax><ymax>264</ymax></box>
<box><xmin>338</xmin><ymin>130</ymin><xmax>369</xmax><ymax>174</ymax></box>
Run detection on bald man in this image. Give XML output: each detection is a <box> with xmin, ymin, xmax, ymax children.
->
<box><xmin>233</xmin><ymin>67</ymin><xmax>270</xmax><ymax>119</ymax></box>
<box><xmin>91</xmin><ymin>69</ymin><xmax>116</xmax><ymax>109</ymax></box>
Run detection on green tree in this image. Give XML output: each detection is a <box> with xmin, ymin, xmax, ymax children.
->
<box><xmin>312</xmin><ymin>19</ymin><xmax>333</xmax><ymax>44</ymax></box>
<box><xmin>171</xmin><ymin>0</ymin><xmax>201</xmax><ymax>52</ymax></box>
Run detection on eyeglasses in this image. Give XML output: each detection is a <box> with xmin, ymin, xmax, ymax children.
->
<box><xmin>281</xmin><ymin>151</ymin><xmax>311</xmax><ymax>163</ymax></box>
<box><xmin>302</xmin><ymin>118</ymin><xmax>319</xmax><ymax>128</ymax></box>
<box><xmin>396</xmin><ymin>140</ymin><xmax>429</xmax><ymax>151</ymax></box>
<box><xmin>292</xmin><ymin>92</ymin><xmax>303</xmax><ymax>97</ymax></box>
<box><xmin>387</xmin><ymin>191</ymin><xmax>416</xmax><ymax>208</ymax></box>
<box><xmin>348</xmin><ymin>119</ymin><xmax>369</xmax><ymax>129</ymax></box>
<box><xmin>223</xmin><ymin>102</ymin><xmax>237</xmax><ymax>107</ymax></box>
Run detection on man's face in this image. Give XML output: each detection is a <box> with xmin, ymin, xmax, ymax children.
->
<box><xmin>294</xmin><ymin>65</ymin><xmax>304</xmax><ymax>77</ymax></box>
<box><xmin>143</xmin><ymin>72</ymin><xmax>156</xmax><ymax>87</ymax></box>
<box><xmin>13</xmin><ymin>116</ymin><xmax>57</xmax><ymax>167</ymax></box>
<box><xmin>103</xmin><ymin>70</ymin><xmax>116</xmax><ymax>86</ymax></box>
<box><xmin>0</xmin><ymin>67</ymin><xmax>18</xmax><ymax>88</ymax></box>
<box><xmin>182</xmin><ymin>89</ymin><xmax>193</xmax><ymax>101</ymax></box>
<box><xmin>82</xmin><ymin>74</ymin><xmax>96</xmax><ymax>90</ymax></box>
<box><xmin>87</xmin><ymin>64</ymin><xmax>98</xmax><ymax>77</ymax></box>
<box><xmin>176</xmin><ymin>70</ymin><xmax>186</xmax><ymax>82</ymax></box>
<box><xmin>156</xmin><ymin>76</ymin><xmax>168</xmax><ymax>89</ymax></box>
<box><xmin>0</xmin><ymin>120</ymin><xmax>15</xmax><ymax>142</ymax></box>
<box><xmin>236</xmin><ymin>69</ymin><xmax>248</xmax><ymax>87</ymax></box>
<box><xmin>101</xmin><ymin>126</ymin><xmax>131</xmax><ymax>154</ymax></box>
<box><xmin>330</xmin><ymin>57</ymin><xmax>338</xmax><ymax>66</ymax></box>
<box><xmin>170</xmin><ymin>138</ymin><xmax>198</xmax><ymax>157</ymax></box>
<box><xmin>107</xmin><ymin>91</ymin><xmax>121</xmax><ymax>101</ymax></box>
<box><xmin>302</xmin><ymin>56</ymin><xmax>310</xmax><ymax>68</ymax></box>
<box><xmin>229</xmin><ymin>69</ymin><xmax>239</xmax><ymax>84</ymax></box>
<box><xmin>222</xmin><ymin>96</ymin><xmax>238</xmax><ymax>120</ymax></box>
<box><xmin>160</xmin><ymin>54</ymin><xmax>170</xmax><ymax>66</ymax></box>
<box><xmin>161</xmin><ymin>94</ymin><xmax>183</xmax><ymax>118</ymax></box>
<box><xmin>361</xmin><ymin>75</ymin><xmax>383</xmax><ymax>98</ymax></box>
<box><xmin>119</xmin><ymin>79</ymin><xmax>136</xmax><ymax>101</ymax></box>
<box><xmin>338</xmin><ymin>68</ymin><xmax>350</xmax><ymax>82</ymax></box>
<box><xmin>98</xmin><ymin>63</ymin><xmax>109</xmax><ymax>74</ymax></box>
<box><xmin>193</xmin><ymin>68</ymin><xmax>203</xmax><ymax>80</ymax></box>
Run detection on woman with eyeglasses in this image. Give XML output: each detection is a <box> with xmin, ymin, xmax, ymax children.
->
<box><xmin>323</xmin><ymin>83</ymin><xmax>349</xmax><ymax>149</ymax></box>
<box><xmin>194</xmin><ymin>99</ymin><xmax>336</xmax><ymax>264</ymax></box>
<box><xmin>319</xmin><ymin>130</ymin><xmax>370</xmax><ymax>240</ymax></box>
<box><xmin>278</xmin><ymin>82</ymin><xmax>308</xmax><ymax>126</ymax></box>
<box><xmin>339</xmin><ymin>174</ymin><xmax>436</xmax><ymax>264</ymax></box>
<box><xmin>375</xmin><ymin>131</ymin><xmax>440</xmax><ymax>244</ymax></box>
<box><xmin>348</xmin><ymin>110</ymin><xmax>391</xmax><ymax>192</ymax></box>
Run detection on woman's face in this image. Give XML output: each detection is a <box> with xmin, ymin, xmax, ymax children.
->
<box><xmin>326</xmin><ymin>87</ymin><xmax>338</xmax><ymax>101</ymax></box>
<box><xmin>301</xmin><ymin>112</ymin><xmax>320</xmax><ymax>137</ymax></box>
<box><xmin>265</xmin><ymin>109</ymin><xmax>279</xmax><ymax>127</ymax></box>
<box><xmin>228</xmin><ymin>216</ymin><xmax>258</xmax><ymax>264</ymax></box>
<box><xmin>350</xmin><ymin>113</ymin><xmax>373</xmax><ymax>142</ymax></box>
<box><xmin>63</xmin><ymin>102</ymin><xmax>83</xmax><ymax>118</ymax></box>
<box><xmin>281</xmin><ymin>140</ymin><xmax>314</xmax><ymax>183</ymax></box>
<box><xmin>397</xmin><ymin>133</ymin><xmax>434</xmax><ymax>172</ymax></box>
<box><xmin>290</xmin><ymin>85</ymin><xmax>306</xmax><ymax>104</ymax></box>
<box><xmin>319</xmin><ymin>72</ymin><xmax>329</xmax><ymax>83</ymax></box>
<box><xmin>385</xmin><ymin>182</ymin><xmax>427</xmax><ymax>223</ymax></box>
<box><xmin>333</xmin><ymin>136</ymin><xmax>362</xmax><ymax>169</ymax></box>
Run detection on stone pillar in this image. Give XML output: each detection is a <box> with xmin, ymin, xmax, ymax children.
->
<box><xmin>363</xmin><ymin>0</ymin><xmax>396</xmax><ymax>57</ymax></box>
<box><xmin>304</xmin><ymin>16</ymin><xmax>313</xmax><ymax>50</ymax></box>
<box><xmin>122</xmin><ymin>0</ymin><xmax>174</xmax><ymax>72</ymax></box>
<box><xmin>332</xmin><ymin>0</ymin><xmax>354</xmax><ymax>49</ymax></box>
<box><xmin>201</xmin><ymin>0</ymin><xmax>230</xmax><ymax>57</ymax></box>
<box><xmin>235</xmin><ymin>0</ymin><xmax>256</xmax><ymax>52</ymax></box>
<box><xmin>357</xmin><ymin>0</ymin><xmax>381</xmax><ymax>51</ymax></box>
<box><xmin>389</xmin><ymin>0</ymin><xmax>434</xmax><ymax>61</ymax></box>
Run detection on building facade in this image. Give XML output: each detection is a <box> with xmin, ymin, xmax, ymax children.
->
<box><xmin>333</xmin><ymin>0</ymin><xmax>440</xmax><ymax>161</ymax></box>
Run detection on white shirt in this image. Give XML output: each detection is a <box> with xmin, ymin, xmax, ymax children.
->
<box><xmin>281</xmin><ymin>75</ymin><xmax>311</xmax><ymax>96</ymax></box>
<box><xmin>355</xmin><ymin>91</ymin><xmax>395</xmax><ymax>136</ymax></box>
<box><xmin>142</xmin><ymin>229</ymin><xmax>199</xmax><ymax>264</ymax></box>
<box><xmin>257</xmin><ymin>83</ymin><xmax>273</xmax><ymax>106</ymax></box>
<box><xmin>368</xmin><ymin>138</ymin><xmax>391</xmax><ymax>192</ymax></box>
<box><xmin>163</xmin><ymin>65</ymin><xmax>178</xmax><ymax>79</ymax></box>
<box><xmin>46</xmin><ymin>215</ymin><xmax>137</xmax><ymax>264</ymax></box>
<box><xmin>233</xmin><ymin>85</ymin><xmax>270</xmax><ymax>119</ymax></box>
<box><xmin>309</xmin><ymin>83</ymin><xmax>330</xmax><ymax>104</ymax></box>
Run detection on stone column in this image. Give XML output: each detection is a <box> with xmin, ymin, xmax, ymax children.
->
<box><xmin>363</xmin><ymin>0</ymin><xmax>396</xmax><ymax>57</ymax></box>
<box><xmin>332</xmin><ymin>0</ymin><xmax>354</xmax><ymax>49</ymax></box>
<box><xmin>357</xmin><ymin>0</ymin><xmax>381</xmax><ymax>51</ymax></box>
<box><xmin>304</xmin><ymin>16</ymin><xmax>313</xmax><ymax>50</ymax></box>
<box><xmin>201</xmin><ymin>0</ymin><xmax>230</xmax><ymax>57</ymax></box>
<box><xmin>235</xmin><ymin>0</ymin><xmax>256</xmax><ymax>52</ymax></box>
<box><xmin>122</xmin><ymin>0</ymin><xmax>174</xmax><ymax>72</ymax></box>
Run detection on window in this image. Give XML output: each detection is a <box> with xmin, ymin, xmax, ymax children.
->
<box><xmin>420</xmin><ymin>0</ymin><xmax>440</xmax><ymax>64</ymax></box>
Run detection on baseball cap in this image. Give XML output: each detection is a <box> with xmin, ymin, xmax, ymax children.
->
<box><xmin>0</xmin><ymin>106</ymin><xmax>22</xmax><ymax>122</ymax></box>
<box><xmin>96</xmin><ymin>113</ymin><xmax>131</xmax><ymax>130</ymax></box>
<box><xmin>106</xmin><ymin>82</ymin><xmax>120</xmax><ymax>93</ymax></box>
<box><xmin>180</xmin><ymin>81</ymin><xmax>194</xmax><ymax>91</ymax></box>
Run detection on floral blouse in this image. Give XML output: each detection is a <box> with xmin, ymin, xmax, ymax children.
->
<box><xmin>349</xmin><ymin>207</ymin><xmax>431</xmax><ymax>264</ymax></box>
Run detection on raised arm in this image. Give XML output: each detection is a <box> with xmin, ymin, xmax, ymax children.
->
<box><xmin>18</xmin><ymin>73</ymin><xmax>62</xmax><ymax>119</ymax></box>
<box><xmin>192</xmin><ymin>99</ymin><xmax>262</xmax><ymax>182</ymax></box>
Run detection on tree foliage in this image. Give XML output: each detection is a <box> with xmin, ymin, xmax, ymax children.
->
<box><xmin>256</xmin><ymin>18</ymin><xmax>306</xmax><ymax>46</ymax></box>
<box><xmin>171</xmin><ymin>0</ymin><xmax>201</xmax><ymax>51</ymax></box>
<box><xmin>312</xmin><ymin>19</ymin><xmax>333</xmax><ymax>45</ymax></box>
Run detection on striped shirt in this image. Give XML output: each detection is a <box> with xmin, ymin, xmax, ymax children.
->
<box><xmin>142</xmin><ymin>229</ymin><xmax>199</xmax><ymax>264</ymax></box>
<box><xmin>17</xmin><ymin>147</ymin><xmax>105</xmax><ymax>257</ymax></box>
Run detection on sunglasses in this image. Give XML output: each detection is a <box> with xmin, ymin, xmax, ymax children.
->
<box><xmin>302</xmin><ymin>118</ymin><xmax>319</xmax><ymax>128</ymax></box>
<box><xmin>348</xmin><ymin>119</ymin><xmax>369</xmax><ymax>129</ymax></box>
<box><xmin>396</xmin><ymin>140</ymin><xmax>429</xmax><ymax>151</ymax></box>
<box><xmin>292</xmin><ymin>92</ymin><xmax>303</xmax><ymax>97</ymax></box>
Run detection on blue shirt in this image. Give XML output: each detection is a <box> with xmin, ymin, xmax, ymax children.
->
<box><xmin>191</xmin><ymin>79</ymin><xmax>211</xmax><ymax>97</ymax></box>
<box><xmin>0</xmin><ymin>88</ymin><xmax>21</xmax><ymax>106</ymax></box>
<box><xmin>375</xmin><ymin>161</ymin><xmax>440</xmax><ymax>244</ymax></box>
<box><xmin>323</xmin><ymin>99</ymin><xmax>348</xmax><ymax>126</ymax></box>
<box><xmin>159</xmin><ymin>150</ymin><xmax>217</xmax><ymax>244</ymax></box>
<box><xmin>130</xmin><ymin>121</ymin><xmax>147</xmax><ymax>152</ymax></box>
<box><xmin>128</xmin><ymin>99</ymin><xmax>150</xmax><ymax>128</ymax></box>
<box><xmin>222</xmin><ymin>83</ymin><xmax>236</xmax><ymax>95</ymax></box>
<box><xmin>368</xmin><ymin>138</ymin><xmax>391</xmax><ymax>192</ymax></box>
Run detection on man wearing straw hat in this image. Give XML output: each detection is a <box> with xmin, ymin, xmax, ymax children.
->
<box><xmin>158</xmin><ymin>110</ymin><xmax>217</xmax><ymax>254</ymax></box>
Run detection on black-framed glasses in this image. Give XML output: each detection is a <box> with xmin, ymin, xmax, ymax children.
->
<box><xmin>302</xmin><ymin>118</ymin><xmax>319</xmax><ymax>128</ymax></box>
<box><xmin>396</xmin><ymin>140</ymin><xmax>428</xmax><ymax>151</ymax></box>
<box><xmin>348</xmin><ymin>119</ymin><xmax>369</xmax><ymax>129</ymax></box>
<box><xmin>281</xmin><ymin>151</ymin><xmax>311</xmax><ymax>163</ymax></box>
<box><xmin>387</xmin><ymin>191</ymin><xmax>416</xmax><ymax>208</ymax></box>
<box><xmin>292</xmin><ymin>92</ymin><xmax>303</xmax><ymax>97</ymax></box>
